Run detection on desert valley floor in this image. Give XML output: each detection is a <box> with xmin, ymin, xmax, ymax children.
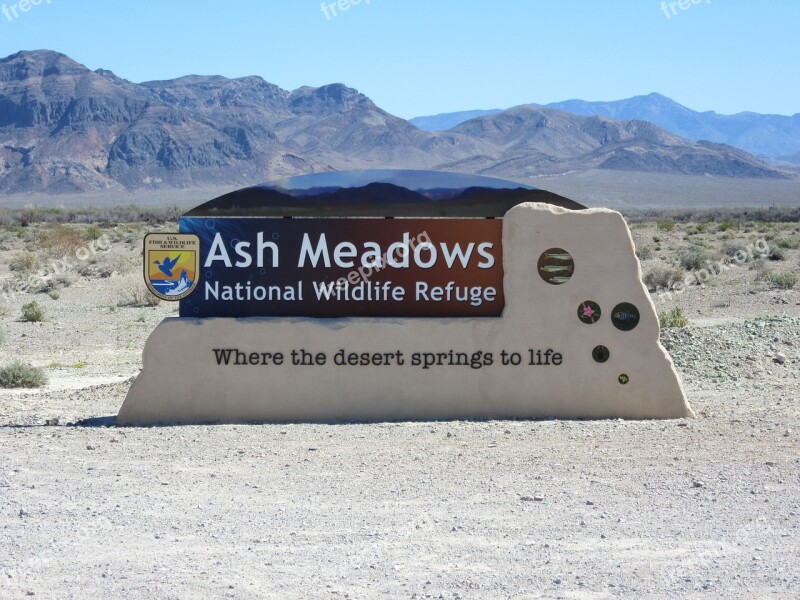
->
<box><xmin>1</xmin><ymin>216</ymin><xmax>799</xmax><ymax>599</ymax></box>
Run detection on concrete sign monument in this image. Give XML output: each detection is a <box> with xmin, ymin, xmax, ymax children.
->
<box><xmin>119</xmin><ymin>170</ymin><xmax>693</xmax><ymax>424</ymax></box>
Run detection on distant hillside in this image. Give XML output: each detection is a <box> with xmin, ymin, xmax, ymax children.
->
<box><xmin>778</xmin><ymin>150</ymin><xmax>800</xmax><ymax>165</ymax></box>
<box><xmin>442</xmin><ymin>106</ymin><xmax>784</xmax><ymax>179</ymax></box>
<box><xmin>410</xmin><ymin>109</ymin><xmax>503</xmax><ymax>132</ymax></box>
<box><xmin>0</xmin><ymin>51</ymin><xmax>788</xmax><ymax>195</ymax></box>
<box><xmin>412</xmin><ymin>93</ymin><xmax>800</xmax><ymax>163</ymax></box>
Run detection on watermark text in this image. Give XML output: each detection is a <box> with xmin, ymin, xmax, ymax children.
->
<box><xmin>1</xmin><ymin>0</ymin><xmax>52</xmax><ymax>24</ymax></box>
<box><xmin>661</xmin><ymin>0</ymin><xmax>710</xmax><ymax>20</ymax></box>
<box><xmin>321</xmin><ymin>0</ymin><xmax>371</xmax><ymax>21</ymax></box>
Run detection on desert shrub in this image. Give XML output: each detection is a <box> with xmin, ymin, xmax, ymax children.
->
<box><xmin>117</xmin><ymin>274</ymin><xmax>161</xmax><ymax>307</ymax></box>
<box><xmin>644</xmin><ymin>266</ymin><xmax>685</xmax><ymax>290</ymax></box>
<box><xmin>685</xmin><ymin>223</ymin><xmax>709</xmax><ymax>236</ymax></box>
<box><xmin>76</xmin><ymin>255</ymin><xmax>116</xmax><ymax>279</ymax></box>
<box><xmin>38</xmin><ymin>225</ymin><xmax>84</xmax><ymax>258</ymax></box>
<box><xmin>659</xmin><ymin>307</ymin><xmax>689</xmax><ymax>329</ymax></box>
<box><xmin>9</xmin><ymin>252</ymin><xmax>39</xmax><ymax>273</ymax></box>
<box><xmin>57</xmin><ymin>270</ymin><xmax>77</xmax><ymax>287</ymax></box>
<box><xmin>678</xmin><ymin>247</ymin><xmax>715</xmax><ymax>271</ymax></box>
<box><xmin>41</xmin><ymin>271</ymin><xmax>76</xmax><ymax>293</ymax></box>
<box><xmin>768</xmin><ymin>247</ymin><xmax>786</xmax><ymax>261</ymax></box>
<box><xmin>0</xmin><ymin>205</ymin><xmax>183</xmax><ymax>226</ymax></box>
<box><xmin>775</xmin><ymin>237</ymin><xmax>800</xmax><ymax>250</ymax></box>
<box><xmin>0</xmin><ymin>360</ymin><xmax>48</xmax><ymax>388</ymax></box>
<box><xmin>77</xmin><ymin>262</ymin><xmax>113</xmax><ymax>278</ymax></box>
<box><xmin>85</xmin><ymin>224</ymin><xmax>103</xmax><ymax>241</ymax></box>
<box><xmin>753</xmin><ymin>262</ymin><xmax>772</xmax><ymax>282</ymax></box>
<box><xmin>636</xmin><ymin>244</ymin><xmax>654</xmax><ymax>260</ymax></box>
<box><xmin>657</xmin><ymin>220</ymin><xmax>676</xmax><ymax>232</ymax></box>
<box><xmin>770</xmin><ymin>273</ymin><xmax>799</xmax><ymax>289</ymax></box>
<box><xmin>21</xmin><ymin>300</ymin><xmax>45</xmax><ymax>322</ymax></box>
<box><xmin>717</xmin><ymin>220</ymin><xmax>741</xmax><ymax>232</ymax></box>
<box><xmin>722</xmin><ymin>239</ymin><xmax>749</xmax><ymax>258</ymax></box>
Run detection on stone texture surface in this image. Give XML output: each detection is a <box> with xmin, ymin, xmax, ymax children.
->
<box><xmin>118</xmin><ymin>203</ymin><xmax>692</xmax><ymax>423</ymax></box>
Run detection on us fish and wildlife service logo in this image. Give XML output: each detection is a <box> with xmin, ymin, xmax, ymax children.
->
<box><xmin>143</xmin><ymin>233</ymin><xmax>201</xmax><ymax>301</ymax></box>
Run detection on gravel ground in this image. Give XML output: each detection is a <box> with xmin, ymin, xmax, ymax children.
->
<box><xmin>1</xmin><ymin>220</ymin><xmax>799</xmax><ymax>599</ymax></box>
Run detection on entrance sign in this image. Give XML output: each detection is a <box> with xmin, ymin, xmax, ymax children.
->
<box><xmin>119</xmin><ymin>170</ymin><xmax>693</xmax><ymax>424</ymax></box>
<box><xmin>180</xmin><ymin>217</ymin><xmax>503</xmax><ymax>318</ymax></box>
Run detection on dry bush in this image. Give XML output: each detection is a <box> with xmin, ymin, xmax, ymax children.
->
<box><xmin>775</xmin><ymin>237</ymin><xmax>800</xmax><ymax>250</ymax></box>
<box><xmin>42</xmin><ymin>271</ymin><xmax>76</xmax><ymax>292</ymax></box>
<box><xmin>84</xmin><ymin>224</ymin><xmax>104</xmax><ymax>241</ymax></box>
<box><xmin>9</xmin><ymin>252</ymin><xmax>39</xmax><ymax>273</ymax></box>
<box><xmin>80</xmin><ymin>251</ymin><xmax>136</xmax><ymax>279</ymax></box>
<box><xmin>656</xmin><ymin>220</ymin><xmax>676</xmax><ymax>232</ymax></box>
<box><xmin>117</xmin><ymin>274</ymin><xmax>161</xmax><ymax>307</ymax></box>
<box><xmin>678</xmin><ymin>247</ymin><xmax>719</xmax><ymax>271</ymax></box>
<box><xmin>38</xmin><ymin>225</ymin><xmax>84</xmax><ymax>258</ymax></box>
<box><xmin>623</xmin><ymin>207</ymin><xmax>800</xmax><ymax>226</ymax></box>
<box><xmin>644</xmin><ymin>265</ymin><xmax>686</xmax><ymax>290</ymax></box>
<box><xmin>685</xmin><ymin>223</ymin><xmax>709</xmax><ymax>236</ymax></box>
<box><xmin>0</xmin><ymin>360</ymin><xmax>48</xmax><ymax>388</ymax></box>
<box><xmin>659</xmin><ymin>307</ymin><xmax>689</xmax><ymax>329</ymax></box>
<box><xmin>1</xmin><ymin>205</ymin><xmax>183</xmax><ymax>226</ymax></box>
<box><xmin>21</xmin><ymin>300</ymin><xmax>46</xmax><ymax>322</ymax></box>
<box><xmin>722</xmin><ymin>239</ymin><xmax>749</xmax><ymax>258</ymax></box>
<box><xmin>716</xmin><ymin>220</ymin><xmax>741</xmax><ymax>232</ymax></box>
<box><xmin>635</xmin><ymin>244</ymin><xmax>655</xmax><ymax>260</ymax></box>
<box><xmin>753</xmin><ymin>262</ymin><xmax>772</xmax><ymax>282</ymax></box>
<box><xmin>76</xmin><ymin>258</ymin><xmax>115</xmax><ymax>279</ymax></box>
<box><xmin>770</xmin><ymin>272</ymin><xmax>798</xmax><ymax>289</ymax></box>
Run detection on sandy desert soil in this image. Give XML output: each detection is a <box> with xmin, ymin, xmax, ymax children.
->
<box><xmin>1</xmin><ymin>217</ymin><xmax>799</xmax><ymax>599</ymax></box>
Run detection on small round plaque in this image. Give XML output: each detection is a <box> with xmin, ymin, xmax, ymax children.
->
<box><xmin>578</xmin><ymin>301</ymin><xmax>602</xmax><ymax>324</ymax></box>
<box><xmin>611</xmin><ymin>303</ymin><xmax>640</xmax><ymax>331</ymax></box>
<box><xmin>538</xmin><ymin>248</ymin><xmax>574</xmax><ymax>285</ymax></box>
<box><xmin>592</xmin><ymin>345</ymin><xmax>610</xmax><ymax>363</ymax></box>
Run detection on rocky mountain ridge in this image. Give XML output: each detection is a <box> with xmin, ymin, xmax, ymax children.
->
<box><xmin>0</xmin><ymin>51</ymin><xmax>788</xmax><ymax>195</ymax></box>
<box><xmin>412</xmin><ymin>93</ymin><xmax>800</xmax><ymax>164</ymax></box>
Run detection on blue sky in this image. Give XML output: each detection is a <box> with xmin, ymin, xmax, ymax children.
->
<box><xmin>0</xmin><ymin>0</ymin><xmax>797</xmax><ymax>119</ymax></box>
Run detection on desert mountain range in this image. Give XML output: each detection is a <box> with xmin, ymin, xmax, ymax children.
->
<box><xmin>0</xmin><ymin>50</ymin><xmax>790</xmax><ymax>195</ymax></box>
<box><xmin>412</xmin><ymin>94</ymin><xmax>800</xmax><ymax>164</ymax></box>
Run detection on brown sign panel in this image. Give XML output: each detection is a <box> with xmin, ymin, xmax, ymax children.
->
<box><xmin>179</xmin><ymin>217</ymin><xmax>504</xmax><ymax>318</ymax></box>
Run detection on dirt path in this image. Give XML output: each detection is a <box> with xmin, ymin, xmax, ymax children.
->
<box><xmin>1</xmin><ymin>374</ymin><xmax>798</xmax><ymax>599</ymax></box>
